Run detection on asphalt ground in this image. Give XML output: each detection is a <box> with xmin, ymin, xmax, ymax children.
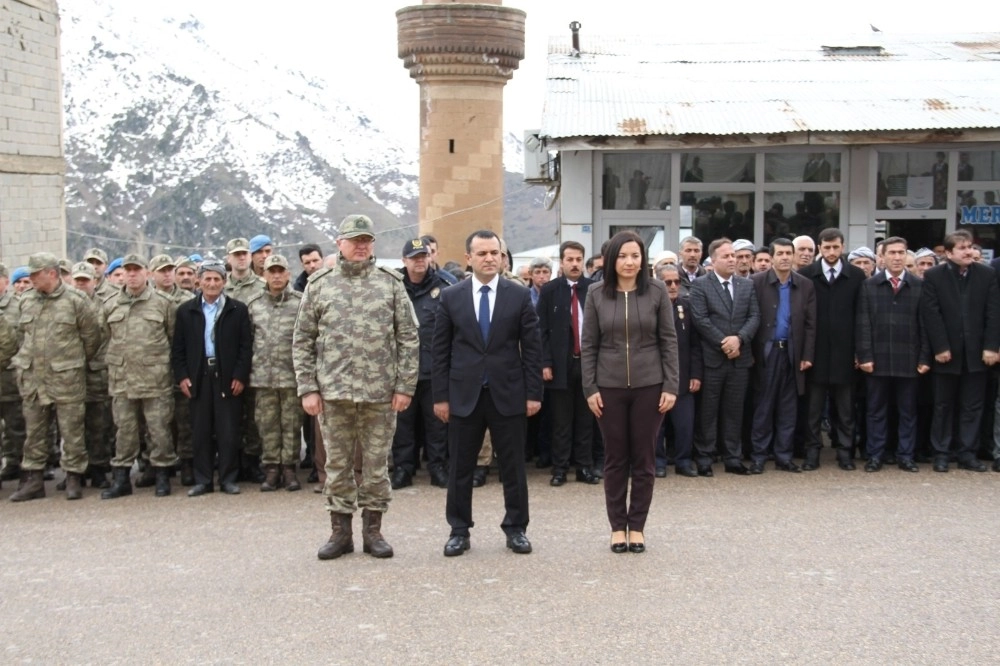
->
<box><xmin>1</xmin><ymin>450</ymin><xmax>998</xmax><ymax>665</ymax></box>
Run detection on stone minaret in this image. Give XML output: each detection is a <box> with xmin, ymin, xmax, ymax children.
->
<box><xmin>397</xmin><ymin>1</ymin><xmax>525</xmax><ymax>265</ymax></box>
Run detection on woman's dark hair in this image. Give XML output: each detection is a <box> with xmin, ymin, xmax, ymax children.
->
<box><xmin>601</xmin><ymin>230</ymin><xmax>649</xmax><ymax>298</ymax></box>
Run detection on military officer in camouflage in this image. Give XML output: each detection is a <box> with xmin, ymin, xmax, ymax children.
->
<box><xmin>224</xmin><ymin>237</ymin><xmax>266</xmax><ymax>482</ymax></box>
<box><xmin>246</xmin><ymin>254</ymin><xmax>303</xmax><ymax>491</ymax></box>
<box><xmin>9</xmin><ymin>252</ymin><xmax>102</xmax><ymax>501</ymax></box>
<box><xmin>71</xmin><ymin>261</ymin><xmax>112</xmax><ymax>489</ymax></box>
<box><xmin>84</xmin><ymin>248</ymin><xmax>119</xmax><ymax>303</ymax></box>
<box><xmin>100</xmin><ymin>254</ymin><xmax>179</xmax><ymax>499</ymax></box>
<box><xmin>0</xmin><ymin>263</ymin><xmax>26</xmax><ymax>483</ymax></box>
<box><xmin>150</xmin><ymin>253</ymin><xmax>196</xmax><ymax>485</ymax></box>
<box><xmin>293</xmin><ymin>214</ymin><xmax>419</xmax><ymax>560</ymax></box>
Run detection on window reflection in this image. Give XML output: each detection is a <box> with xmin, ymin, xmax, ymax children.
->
<box><xmin>765</xmin><ymin>153</ymin><xmax>841</xmax><ymax>183</ymax></box>
<box><xmin>680</xmin><ymin>153</ymin><xmax>755</xmax><ymax>184</ymax></box>
<box><xmin>877</xmin><ymin>151</ymin><xmax>949</xmax><ymax>210</ymax></box>
<box><xmin>602</xmin><ymin>154</ymin><xmax>670</xmax><ymax>210</ymax></box>
<box><xmin>762</xmin><ymin>192</ymin><xmax>839</xmax><ymax>243</ymax></box>
<box><xmin>681</xmin><ymin>192</ymin><xmax>755</xmax><ymax>247</ymax></box>
<box><xmin>957</xmin><ymin>151</ymin><xmax>1000</xmax><ymax>181</ymax></box>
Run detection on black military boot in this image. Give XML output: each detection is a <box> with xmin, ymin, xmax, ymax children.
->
<box><xmin>101</xmin><ymin>467</ymin><xmax>133</xmax><ymax>499</ymax></box>
<box><xmin>89</xmin><ymin>465</ymin><xmax>110</xmax><ymax>489</ymax></box>
<box><xmin>9</xmin><ymin>470</ymin><xmax>45</xmax><ymax>502</ymax></box>
<box><xmin>179</xmin><ymin>458</ymin><xmax>195</xmax><ymax>486</ymax></box>
<box><xmin>154</xmin><ymin>468</ymin><xmax>171</xmax><ymax>497</ymax></box>
<box><xmin>317</xmin><ymin>512</ymin><xmax>354</xmax><ymax>560</ymax></box>
<box><xmin>0</xmin><ymin>461</ymin><xmax>21</xmax><ymax>481</ymax></box>
<box><xmin>361</xmin><ymin>509</ymin><xmax>394</xmax><ymax>559</ymax></box>
<box><xmin>260</xmin><ymin>464</ymin><xmax>280</xmax><ymax>492</ymax></box>
<box><xmin>65</xmin><ymin>472</ymin><xmax>83</xmax><ymax>500</ymax></box>
<box><xmin>282</xmin><ymin>465</ymin><xmax>301</xmax><ymax>492</ymax></box>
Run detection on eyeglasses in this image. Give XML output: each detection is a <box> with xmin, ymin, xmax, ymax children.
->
<box><xmin>663</xmin><ymin>279</ymin><xmax>681</xmax><ymax>285</ymax></box>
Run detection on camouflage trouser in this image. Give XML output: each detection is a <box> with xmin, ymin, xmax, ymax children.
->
<box><xmin>0</xmin><ymin>399</ymin><xmax>25</xmax><ymax>465</ymax></box>
<box><xmin>319</xmin><ymin>400</ymin><xmax>395</xmax><ymax>514</ymax></box>
<box><xmin>173</xmin><ymin>389</ymin><xmax>193</xmax><ymax>460</ymax></box>
<box><xmin>242</xmin><ymin>388</ymin><xmax>262</xmax><ymax>457</ymax></box>
<box><xmin>255</xmin><ymin>387</ymin><xmax>300</xmax><ymax>466</ymax></box>
<box><xmin>22</xmin><ymin>399</ymin><xmax>86</xmax><ymax>473</ymax></box>
<box><xmin>84</xmin><ymin>399</ymin><xmax>112</xmax><ymax>468</ymax></box>
<box><xmin>111</xmin><ymin>394</ymin><xmax>178</xmax><ymax>469</ymax></box>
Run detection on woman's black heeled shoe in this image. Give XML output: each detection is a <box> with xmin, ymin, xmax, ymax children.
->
<box><xmin>611</xmin><ymin>541</ymin><xmax>628</xmax><ymax>553</ymax></box>
<box><xmin>628</xmin><ymin>542</ymin><xmax>645</xmax><ymax>554</ymax></box>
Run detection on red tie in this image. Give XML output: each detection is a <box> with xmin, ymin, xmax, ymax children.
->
<box><xmin>571</xmin><ymin>283</ymin><xmax>581</xmax><ymax>356</ymax></box>
<box><xmin>890</xmin><ymin>276</ymin><xmax>900</xmax><ymax>294</ymax></box>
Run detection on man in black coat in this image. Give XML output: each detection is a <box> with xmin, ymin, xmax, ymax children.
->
<box><xmin>390</xmin><ymin>239</ymin><xmax>451</xmax><ymax>489</ymax></box>
<box><xmin>749</xmin><ymin>238</ymin><xmax>816</xmax><ymax>473</ymax></box>
<box><xmin>538</xmin><ymin>241</ymin><xmax>598</xmax><ymax>486</ymax></box>
<box><xmin>171</xmin><ymin>260</ymin><xmax>253</xmax><ymax>495</ymax></box>
<box><xmin>653</xmin><ymin>264</ymin><xmax>702</xmax><ymax>477</ymax></box>
<box><xmin>857</xmin><ymin>237</ymin><xmax>931</xmax><ymax>472</ymax></box>
<box><xmin>920</xmin><ymin>230</ymin><xmax>1000</xmax><ymax>472</ymax></box>
<box><xmin>798</xmin><ymin>228</ymin><xmax>866</xmax><ymax>471</ymax></box>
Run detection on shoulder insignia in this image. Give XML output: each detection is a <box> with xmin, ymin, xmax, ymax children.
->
<box><xmin>377</xmin><ymin>265</ymin><xmax>404</xmax><ymax>281</ymax></box>
<box><xmin>306</xmin><ymin>267</ymin><xmax>333</xmax><ymax>283</ymax></box>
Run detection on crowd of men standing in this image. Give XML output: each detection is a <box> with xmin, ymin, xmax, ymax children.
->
<box><xmin>1</xmin><ymin>218</ymin><xmax>998</xmax><ymax>558</ymax></box>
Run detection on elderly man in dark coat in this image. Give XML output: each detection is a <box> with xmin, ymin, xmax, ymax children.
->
<box><xmin>798</xmin><ymin>228</ymin><xmax>866</xmax><ymax>471</ymax></box>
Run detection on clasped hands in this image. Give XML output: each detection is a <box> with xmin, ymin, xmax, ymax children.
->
<box><xmin>720</xmin><ymin>335</ymin><xmax>741</xmax><ymax>360</ymax></box>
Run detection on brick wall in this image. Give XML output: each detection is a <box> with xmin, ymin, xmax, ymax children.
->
<box><xmin>0</xmin><ymin>0</ymin><xmax>66</xmax><ymax>267</ymax></box>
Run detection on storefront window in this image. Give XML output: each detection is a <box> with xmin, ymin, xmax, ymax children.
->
<box><xmin>877</xmin><ymin>150</ymin><xmax>949</xmax><ymax>210</ymax></box>
<box><xmin>956</xmin><ymin>189</ymin><xmax>1000</xmax><ymax>252</ymax></box>
<box><xmin>958</xmin><ymin>151</ymin><xmax>1000</xmax><ymax>181</ymax></box>
<box><xmin>602</xmin><ymin>154</ymin><xmax>670</xmax><ymax>210</ymax></box>
<box><xmin>762</xmin><ymin>192</ymin><xmax>839</xmax><ymax>243</ymax></box>
<box><xmin>680</xmin><ymin>153</ymin><xmax>755</xmax><ymax>184</ymax></box>
<box><xmin>765</xmin><ymin>152</ymin><xmax>841</xmax><ymax>183</ymax></box>
<box><xmin>680</xmin><ymin>192</ymin><xmax>755</xmax><ymax>247</ymax></box>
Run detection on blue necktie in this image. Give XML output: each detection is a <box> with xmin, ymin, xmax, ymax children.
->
<box><xmin>478</xmin><ymin>285</ymin><xmax>491</xmax><ymax>343</ymax></box>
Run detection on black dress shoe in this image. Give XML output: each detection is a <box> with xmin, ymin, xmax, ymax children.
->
<box><xmin>390</xmin><ymin>468</ymin><xmax>412</xmax><ymax>489</ymax></box>
<box><xmin>897</xmin><ymin>460</ymin><xmax>919</xmax><ymax>472</ymax></box>
<box><xmin>864</xmin><ymin>458</ymin><xmax>883</xmax><ymax>472</ymax></box>
<box><xmin>697</xmin><ymin>465</ymin><xmax>714</xmax><ymax>477</ymax></box>
<box><xmin>471</xmin><ymin>467</ymin><xmax>488</xmax><ymax>487</ymax></box>
<box><xmin>775</xmin><ymin>461</ymin><xmax>801</xmax><ymax>473</ymax></box>
<box><xmin>628</xmin><ymin>542</ymin><xmax>645</xmax><ymax>554</ymax></box>
<box><xmin>575</xmin><ymin>468</ymin><xmax>600</xmax><ymax>484</ymax></box>
<box><xmin>506</xmin><ymin>532</ymin><xmax>532</xmax><ymax>554</ymax></box>
<box><xmin>655</xmin><ymin>467</ymin><xmax>667</xmax><ymax>478</ymax></box>
<box><xmin>933</xmin><ymin>460</ymin><xmax>949</xmax><ymax>472</ymax></box>
<box><xmin>429</xmin><ymin>468</ymin><xmax>449</xmax><ymax>488</ymax></box>
<box><xmin>838</xmin><ymin>461</ymin><xmax>856</xmax><ymax>471</ymax></box>
<box><xmin>591</xmin><ymin>465</ymin><xmax>604</xmax><ymax>479</ymax></box>
<box><xmin>550</xmin><ymin>472</ymin><xmax>566</xmax><ymax>487</ymax></box>
<box><xmin>611</xmin><ymin>541</ymin><xmax>628</xmax><ymax>554</ymax></box>
<box><xmin>958</xmin><ymin>460</ymin><xmax>987</xmax><ymax>472</ymax></box>
<box><xmin>993</xmin><ymin>459</ymin><xmax>1000</xmax><ymax>473</ymax></box>
<box><xmin>221</xmin><ymin>482</ymin><xmax>241</xmax><ymax>495</ymax></box>
<box><xmin>748</xmin><ymin>462</ymin><xmax>764</xmax><ymax>475</ymax></box>
<box><xmin>444</xmin><ymin>536</ymin><xmax>470</xmax><ymax>557</ymax></box>
<box><xmin>675</xmin><ymin>465</ymin><xmax>697</xmax><ymax>477</ymax></box>
<box><xmin>187</xmin><ymin>484</ymin><xmax>213</xmax><ymax>497</ymax></box>
<box><xmin>724</xmin><ymin>464</ymin><xmax>751</xmax><ymax>476</ymax></box>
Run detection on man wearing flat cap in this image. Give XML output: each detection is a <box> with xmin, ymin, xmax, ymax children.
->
<box><xmin>294</xmin><ymin>214</ymin><xmax>419</xmax><ymax>560</ymax></box>
<box><xmin>9</xmin><ymin>252</ymin><xmax>102</xmax><ymax>501</ymax></box>
<box><xmin>172</xmin><ymin>260</ymin><xmax>253</xmax><ymax>495</ymax></box>
<box><xmin>100</xmin><ymin>254</ymin><xmax>179</xmax><ymax>499</ymax></box>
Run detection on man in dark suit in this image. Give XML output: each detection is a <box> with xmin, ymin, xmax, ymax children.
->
<box><xmin>537</xmin><ymin>240</ymin><xmax>599</xmax><ymax>486</ymax></box>
<box><xmin>432</xmin><ymin>230</ymin><xmax>543</xmax><ymax>557</ymax></box>
<box><xmin>171</xmin><ymin>260</ymin><xmax>253</xmax><ymax>496</ymax></box>
<box><xmin>920</xmin><ymin>229</ymin><xmax>1000</xmax><ymax>472</ymax></box>
<box><xmin>749</xmin><ymin>238</ymin><xmax>816</xmax><ymax>473</ymax></box>
<box><xmin>654</xmin><ymin>264</ymin><xmax>702</xmax><ymax>477</ymax></box>
<box><xmin>798</xmin><ymin>228</ymin><xmax>866</xmax><ymax>471</ymax></box>
<box><xmin>857</xmin><ymin>236</ymin><xmax>930</xmax><ymax>472</ymax></box>
<box><xmin>689</xmin><ymin>238</ymin><xmax>760</xmax><ymax>476</ymax></box>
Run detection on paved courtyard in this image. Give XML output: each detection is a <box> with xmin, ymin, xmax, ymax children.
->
<box><xmin>1</xmin><ymin>452</ymin><xmax>998</xmax><ymax>664</ymax></box>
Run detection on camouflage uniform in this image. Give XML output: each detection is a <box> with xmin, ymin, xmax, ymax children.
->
<box><xmin>224</xmin><ymin>272</ymin><xmax>265</xmax><ymax>304</ymax></box>
<box><xmin>12</xmin><ymin>282</ymin><xmax>101</xmax><ymax>474</ymax></box>
<box><xmin>95</xmin><ymin>278</ymin><xmax>118</xmax><ymax>303</ymax></box>
<box><xmin>104</xmin><ymin>283</ymin><xmax>178</xmax><ymax>470</ymax></box>
<box><xmin>226</xmin><ymin>272</ymin><xmax>266</xmax><ymax>470</ymax></box>
<box><xmin>0</xmin><ymin>290</ymin><xmax>25</xmax><ymax>476</ymax></box>
<box><xmin>246</xmin><ymin>282</ymin><xmax>302</xmax><ymax>468</ymax></box>
<box><xmin>292</xmin><ymin>257</ymin><xmax>419</xmax><ymax>515</ymax></box>
<box><xmin>84</xmin><ymin>289</ymin><xmax>112</xmax><ymax>473</ymax></box>
<box><xmin>159</xmin><ymin>283</ymin><xmax>195</xmax><ymax>462</ymax></box>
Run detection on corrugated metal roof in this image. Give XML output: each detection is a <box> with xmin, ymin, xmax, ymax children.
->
<box><xmin>540</xmin><ymin>34</ymin><xmax>1000</xmax><ymax>139</ymax></box>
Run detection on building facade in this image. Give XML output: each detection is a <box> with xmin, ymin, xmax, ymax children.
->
<box><xmin>533</xmin><ymin>32</ymin><xmax>1000</xmax><ymax>257</ymax></box>
<box><xmin>0</xmin><ymin>0</ymin><xmax>66</xmax><ymax>266</ymax></box>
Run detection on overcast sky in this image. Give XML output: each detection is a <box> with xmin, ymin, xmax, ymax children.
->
<box><xmin>163</xmin><ymin>0</ymin><xmax>994</xmax><ymax>149</ymax></box>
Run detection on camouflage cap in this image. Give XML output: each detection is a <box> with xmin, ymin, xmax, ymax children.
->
<box><xmin>84</xmin><ymin>248</ymin><xmax>109</xmax><ymax>265</ymax></box>
<box><xmin>0</xmin><ymin>262</ymin><xmax>7</xmax><ymax>279</ymax></box>
<box><xmin>58</xmin><ymin>258</ymin><xmax>73</xmax><ymax>274</ymax></box>
<box><xmin>149</xmin><ymin>254</ymin><xmax>176</xmax><ymax>272</ymax></box>
<box><xmin>28</xmin><ymin>252</ymin><xmax>59</xmax><ymax>274</ymax></box>
<box><xmin>337</xmin><ymin>214</ymin><xmax>375</xmax><ymax>240</ymax></box>
<box><xmin>175</xmin><ymin>258</ymin><xmax>197</xmax><ymax>271</ymax></box>
<box><xmin>226</xmin><ymin>238</ymin><xmax>250</xmax><ymax>254</ymax></box>
<box><xmin>71</xmin><ymin>261</ymin><xmax>96</xmax><ymax>280</ymax></box>
<box><xmin>263</xmin><ymin>254</ymin><xmax>289</xmax><ymax>271</ymax></box>
<box><xmin>121</xmin><ymin>253</ymin><xmax>149</xmax><ymax>269</ymax></box>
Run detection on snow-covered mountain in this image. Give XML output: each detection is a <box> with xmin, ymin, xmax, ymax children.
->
<box><xmin>60</xmin><ymin>0</ymin><xmax>547</xmax><ymax>260</ymax></box>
